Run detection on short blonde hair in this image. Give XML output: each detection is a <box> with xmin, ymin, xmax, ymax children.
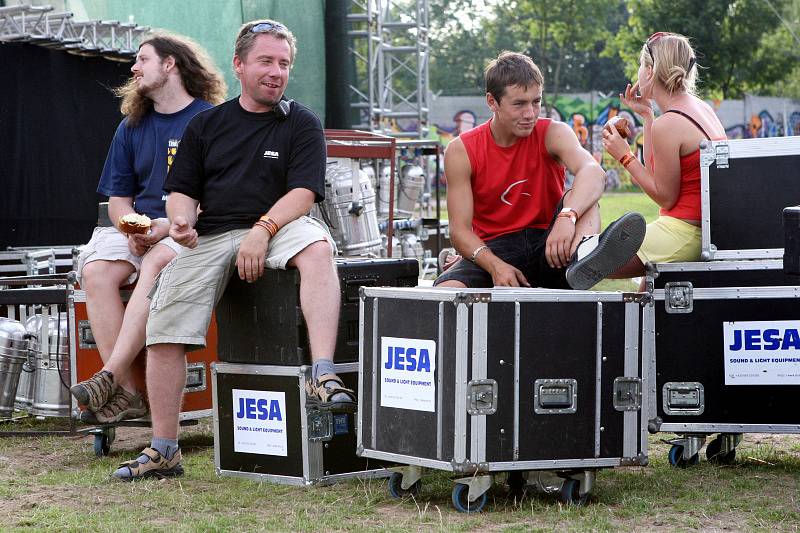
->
<box><xmin>235</xmin><ymin>19</ymin><xmax>296</xmax><ymax>64</ymax></box>
<box><xmin>641</xmin><ymin>32</ymin><xmax>698</xmax><ymax>95</ymax></box>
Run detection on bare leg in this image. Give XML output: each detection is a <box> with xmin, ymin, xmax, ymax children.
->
<box><xmin>288</xmin><ymin>241</ymin><xmax>339</xmax><ymax>362</ymax></box>
<box><xmin>607</xmin><ymin>255</ymin><xmax>646</xmax><ymax>279</ymax></box>
<box><xmin>104</xmin><ymin>244</ymin><xmax>177</xmax><ymax>394</ymax></box>
<box><xmin>146</xmin><ymin>343</ymin><xmax>186</xmax><ymax>440</ymax></box>
<box><xmin>436</xmin><ymin>280</ymin><xmax>467</xmax><ymax>288</ymax></box>
<box><xmin>81</xmin><ymin>260</ymin><xmax>135</xmax><ymax>364</ymax></box>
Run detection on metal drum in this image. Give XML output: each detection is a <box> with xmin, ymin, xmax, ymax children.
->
<box><xmin>25</xmin><ymin>313</ymin><xmax>70</xmax><ymax>417</ymax></box>
<box><xmin>0</xmin><ymin>318</ymin><xmax>30</xmax><ymax>417</ymax></box>
<box><xmin>396</xmin><ymin>165</ymin><xmax>425</xmax><ymax>219</ymax></box>
<box><xmin>377</xmin><ymin>165</ymin><xmax>394</xmax><ymax>219</ymax></box>
<box><xmin>323</xmin><ymin>163</ymin><xmax>382</xmax><ymax>257</ymax></box>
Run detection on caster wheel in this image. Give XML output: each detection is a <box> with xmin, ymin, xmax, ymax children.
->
<box><xmin>93</xmin><ymin>427</ymin><xmax>115</xmax><ymax>457</ymax></box>
<box><xmin>507</xmin><ymin>471</ymin><xmax>527</xmax><ymax>500</ymax></box>
<box><xmin>451</xmin><ymin>483</ymin><xmax>488</xmax><ymax>513</ymax></box>
<box><xmin>559</xmin><ymin>478</ymin><xmax>589</xmax><ymax>506</ymax></box>
<box><xmin>668</xmin><ymin>444</ymin><xmax>699</xmax><ymax>468</ymax></box>
<box><xmin>387</xmin><ymin>472</ymin><xmax>420</xmax><ymax>499</ymax></box>
<box><xmin>706</xmin><ymin>438</ymin><xmax>736</xmax><ymax>465</ymax></box>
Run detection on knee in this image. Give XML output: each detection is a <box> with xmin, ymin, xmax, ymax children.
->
<box><xmin>294</xmin><ymin>241</ymin><xmax>335</xmax><ymax>273</ymax></box>
<box><xmin>139</xmin><ymin>248</ymin><xmax>175</xmax><ymax>281</ymax></box>
<box><xmin>81</xmin><ymin>262</ymin><xmax>124</xmax><ymax>292</ymax></box>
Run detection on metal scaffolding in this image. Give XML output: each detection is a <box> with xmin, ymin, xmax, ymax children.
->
<box><xmin>347</xmin><ymin>0</ymin><xmax>430</xmax><ymax>138</ymax></box>
<box><xmin>0</xmin><ymin>4</ymin><xmax>148</xmax><ymax>61</ymax></box>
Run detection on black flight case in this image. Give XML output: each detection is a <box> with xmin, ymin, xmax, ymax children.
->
<box><xmin>644</xmin><ymin>259</ymin><xmax>800</xmax><ymax>466</ymax></box>
<box><xmin>358</xmin><ymin>287</ymin><xmax>649</xmax><ymax>511</ymax></box>
<box><xmin>699</xmin><ymin>136</ymin><xmax>800</xmax><ymax>261</ymax></box>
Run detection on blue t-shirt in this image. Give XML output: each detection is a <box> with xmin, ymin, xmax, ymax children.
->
<box><xmin>96</xmin><ymin>98</ymin><xmax>213</xmax><ymax>219</ymax></box>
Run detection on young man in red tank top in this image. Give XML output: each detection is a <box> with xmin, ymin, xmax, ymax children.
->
<box><xmin>436</xmin><ymin>52</ymin><xmax>645</xmax><ymax>290</ymax></box>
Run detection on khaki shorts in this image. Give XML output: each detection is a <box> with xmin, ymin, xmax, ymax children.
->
<box><xmin>146</xmin><ymin>216</ymin><xmax>336</xmax><ymax>350</ymax></box>
<box><xmin>636</xmin><ymin>216</ymin><xmax>701</xmax><ymax>264</ymax></box>
<box><xmin>76</xmin><ymin>226</ymin><xmax>182</xmax><ymax>286</ymax></box>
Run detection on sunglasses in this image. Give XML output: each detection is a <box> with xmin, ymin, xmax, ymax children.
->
<box><xmin>250</xmin><ymin>21</ymin><xmax>286</xmax><ymax>34</ymax></box>
<box><xmin>645</xmin><ymin>32</ymin><xmax>695</xmax><ymax>71</ymax></box>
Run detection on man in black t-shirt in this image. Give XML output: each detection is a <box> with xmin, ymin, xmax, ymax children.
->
<box><xmin>112</xmin><ymin>20</ymin><xmax>353</xmax><ymax>481</ymax></box>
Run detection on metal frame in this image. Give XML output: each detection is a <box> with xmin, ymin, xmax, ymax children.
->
<box><xmin>348</xmin><ymin>0</ymin><xmax>430</xmax><ymax>138</ymax></box>
<box><xmin>700</xmin><ymin>137</ymin><xmax>800</xmax><ymax>260</ymax></box>
<box><xmin>0</xmin><ymin>4</ymin><xmax>148</xmax><ymax>61</ymax></box>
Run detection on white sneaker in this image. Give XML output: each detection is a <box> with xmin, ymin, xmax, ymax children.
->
<box><xmin>565</xmin><ymin>212</ymin><xmax>646</xmax><ymax>290</ymax></box>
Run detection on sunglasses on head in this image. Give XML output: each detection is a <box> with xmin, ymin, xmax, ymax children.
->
<box><xmin>250</xmin><ymin>21</ymin><xmax>286</xmax><ymax>34</ymax></box>
<box><xmin>645</xmin><ymin>32</ymin><xmax>695</xmax><ymax>71</ymax></box>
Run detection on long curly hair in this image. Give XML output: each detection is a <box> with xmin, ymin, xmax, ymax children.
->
<box><xmin>116</xmin><ymin>32</ymin><xmax>227</xmax><ymax>126</ymax></box>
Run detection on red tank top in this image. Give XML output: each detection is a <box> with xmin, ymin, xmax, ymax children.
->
<box><xmin>660</xmin><ymin>150</ymin><xmax>702</xmax><ymax>220</ymax></box>
<box><xmin>460</xmin><ymin>118</ymin><xmax>565</xmax><ymax>240</ymax></box>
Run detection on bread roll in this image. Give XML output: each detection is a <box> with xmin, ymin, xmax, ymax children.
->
<box><xmin>606</xmin><ymin>116</ymin><xmax>630</xmax><ymax>139</ymax></box>
<box><xmin>119</xmin><ymin>213</ymin><xmax>151</xmax><ymax>235</ymax></box>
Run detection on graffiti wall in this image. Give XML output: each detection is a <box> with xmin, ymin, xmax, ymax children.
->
<box><xmin>428</xmin><ymin>93</ymin><xmax>800</xmax><ymax>190</ymax></box>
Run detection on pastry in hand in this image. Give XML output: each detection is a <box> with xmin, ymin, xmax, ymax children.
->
<box><xmin>118</xmin><ymin>213</ymin><xmax>151</xmax><ymax>235</ymax></box>
<box><xmin>606</xmin><ymin>116</ymin><xmax>630</xmax><ymax>139</ymax></box>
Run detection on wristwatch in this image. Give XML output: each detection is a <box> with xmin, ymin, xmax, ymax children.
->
<box><xmin>558</xmin><ymin>207</ymin><xmax>578</xmax><ymax>224</ymax></box>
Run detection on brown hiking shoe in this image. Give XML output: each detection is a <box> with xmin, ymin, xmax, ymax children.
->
<box><xmin>70</xmin><ymin>370</ymin><xmax>116</xmax><ymax>411</ymax></box>
<box><xmin>112</xmin><ymin>447</ymin><xmax>183</xmax><ymax>481</ymax></box>
<box><xmin>306</xmin><ymin>373</ymin><xmax>357</xmax><ymax>413</ymax></box>
<box><xmin>92</xmin><ymin>388</ymin><xmax>148</xmax><ymax>424</ymax></box>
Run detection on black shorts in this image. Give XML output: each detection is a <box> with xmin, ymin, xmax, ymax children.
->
<box><xmin>434</xmin><ymin>195</ymin><xmax>570</xmax><ymax>289</ymax></box>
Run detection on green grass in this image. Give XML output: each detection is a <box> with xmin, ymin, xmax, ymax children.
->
<box><xmin>1</xmin><ymin>420</ymin><xmax>799</xmax><ymax>531</ymax></box>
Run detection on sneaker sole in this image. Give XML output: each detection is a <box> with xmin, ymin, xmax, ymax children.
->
<box><xmin>566</xmin><ymin>212</ymin><xmax>646</xmax><ymax>290</ymax></box>
<box><xmin>79</xmin><ymin>409</ymin><xmax>149</xmax><ymax>425</ymax></box>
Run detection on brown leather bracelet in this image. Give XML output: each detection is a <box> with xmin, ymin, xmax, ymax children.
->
<box><xmin>253</xmin><ymin>220</ymin><xmax>276</xmax><ymax>237</ymax></box>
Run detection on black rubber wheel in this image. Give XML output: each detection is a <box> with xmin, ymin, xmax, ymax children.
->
<box><xmin>387</xmin><ymin>472</ymin><xmax>420</xmax><ymax>499</ymax></box>
<box><xmin>668</xmin><ymin>444</ymin><xmax>700</xmax><ymax>468</ymax></box>
<box><xmin>706</xmin><ymin>438</ymin><xmax>737</xmax><ymax>465</ymax></box>
<box><xmin>451</xmin><ymin>483</ymin><xmax>488</xmax><ymax>513</ymax></box>
<box><xmin>559</xmin><ymin>478</ymin><xmax>589</xmax><ymax>506</ymax></box>
<box><xmin>506</xmin><ymin>471</ymin><xmax>527</xmax><ymax>500</ymax></box>
<box><xmin>93</xmin><ymin>433</ymin><xmax>110</xmax><ymax>457</ymax></box>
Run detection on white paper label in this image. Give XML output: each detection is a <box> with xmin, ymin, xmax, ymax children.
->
<box><xmin>380</xmin><ymin>336</ymin><xmax>436</xmax><ymax>412</ymax></box>
<box><xmin>723</xmin><ymin>320</ymin><xmax>800</xmax><ymax>385</ymax></box>
<box><xmin>232</xmin><ymin>389</ymin><xmax>288</xmax><ymax>456</ymax></box>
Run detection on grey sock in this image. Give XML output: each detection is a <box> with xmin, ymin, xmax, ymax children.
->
<box><xmin>312</xmin><ymin>359</ymin><xmax>336</xmax><ymax>382</ymax></box>
<box><xmin>151</xmin><ymin>437</ymin><xmax>179</xmax><ymax>460</ymax></box>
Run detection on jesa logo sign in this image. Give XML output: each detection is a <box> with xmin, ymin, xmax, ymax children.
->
<box><xmin>723</xmin><ymin>320</ymin><xmax>800</xmax><ymax>386</ymax></box>
<box><xmin>232</xmin><ymin>389</ymin><xmax>288</xmax><ymax>456</ymax></box>
<box><xmin>380</xmin><ymin>336</ymin><xmax>436</xmax><ymax>412</ymax></box>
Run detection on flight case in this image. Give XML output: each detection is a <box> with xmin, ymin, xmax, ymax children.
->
<box><xmin>358</xmin><ymin>287</ymin><xmax>648</xmax><ymax>510</ymax></box>
<box><xmin>212</xmin><ymin>361</ymin><xmax>391</xmax><ymax>486</ymax></box>
<box><xmin>700</xmin><ymin>136</ymin><xmax>800</xmax><ymax>261</ymax></box>
<box><xmin>644</xmin><ymin>260</ymin><xmax>800</xmax><ymax>466</ymax></box>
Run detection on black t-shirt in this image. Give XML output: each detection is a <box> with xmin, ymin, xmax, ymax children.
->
<box><xmin>164</xmin><ymin>97</ymin><xmax>326</xmax><ymax>235</ymax></box>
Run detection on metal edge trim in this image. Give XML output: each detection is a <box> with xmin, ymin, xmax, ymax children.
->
<box><xmin>216</xmin><ymin>469</ymin><xmax>308</xmax><ymax>486</ymax></box>
<box><xmin>454</xmin><ymin>302</ymin><xmax>468</xmax><ymax>462</ymax></box>
<box><xmin>357</xmin><ymin>295</ymin><xmax>365</xmax><ymax>450</ymax></box>
<box><xmin>358</xmin><ymin>449</ymin><xmax>455</xmax><ymax>471</ymax></box>
<box><xmin>471</xmin><ymin>301</ymin><xmax>488</xmax><ymax>464</ymax></box>
<box><xmin>658</xmin><ymin>423</ymin><xmax>800</xmax><ymax>434</ymax></box>
<box><xmin>513</xmin><ymin>301</ymin><xmax>520</xmax><ymax>461</ymax></box>
<box><xmin>314</xmin><ymin>469</ymin><xmax>393</xmax><ymax>486</ymax></box>
<box><xmin>212</xmin><ymin>362</ymin><xmax>305</xmax><ymax>376</ymax></box>
<box><xmin>299</xmin><ymin>367</ymin><xmax>318</xmax><ymax>482</ymax></box>
<box><xmin>594</xmin><ymin>302</ymin><xmax>602</xmax><ymax>458</ymax></box>
<box><xmin>484</xmin><ymin>457</ymin><xmax>622</xmax><ymax>470</ymax></box>
<box><xmin>623</xmin><ymin>301</ymin><xmax>640</xmax><ymax>457</ymax></box>
<box><xmin>371</xmin><ymin>298</ymin><xmax>379</xmax><ymax>449</ymax></box>
<box><xmin>212</xmin><ymin>370</ymin><xmax>221</xmax><ymax>472</ymax></box>
<box><xmin>436</xmin><ymin>301</ymin><xmax>444</xmax><ymax>460</ymax></box>
<box><xmin>653</xmin><ymin>286</ymin><xmax>800</xmax><ymax>300</ymax></box>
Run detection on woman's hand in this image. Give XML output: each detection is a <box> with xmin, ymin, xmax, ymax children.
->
<box><xmin>602</xmin><ymin>123</ymin><xmax>632</xmax><ymax>162</ymax></box>
<box><xmin>620</xmin><ymin>82</ymin><xmax>653</xmax><ymax>120</ymax></box>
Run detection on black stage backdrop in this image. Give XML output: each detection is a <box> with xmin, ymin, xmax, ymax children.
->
<box><xmin>0</xmin><ymin>43</ymin><xmax>130</xmax><ymax>248</ymax></box>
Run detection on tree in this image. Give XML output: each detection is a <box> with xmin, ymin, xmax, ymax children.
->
<box><xmin>609</xmin><ymin>0</ymin><xmax>798</xmax><ymax>99</ymax></box>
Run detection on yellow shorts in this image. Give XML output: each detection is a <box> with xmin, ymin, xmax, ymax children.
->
<box><xmin>636</xmin><ymin>216</ymin><xmax>701</xmax><ymax>264</ymax></box>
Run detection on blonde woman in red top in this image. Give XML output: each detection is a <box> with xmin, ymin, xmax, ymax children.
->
<box><xmin>603</xmin><ymin>32</ymin><xmax>726</xmax><ymax>278</ymax></box>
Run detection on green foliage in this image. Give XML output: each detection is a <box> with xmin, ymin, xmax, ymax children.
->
<box><xmin>611</xmin><ymin>0</ymin><xmax>799</xmax><ymax>99</ymax></box>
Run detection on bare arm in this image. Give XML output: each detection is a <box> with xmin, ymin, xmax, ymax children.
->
<box><xmin>236</xmin><ymin>187</ymin><xmax>317</xmax><ymax>283</ymax></box>
<box><xmin>166</xmin><ymin>192</ymin><xmax>201</xmax><ymax>248</ymax></box>
<box><xmin>545</xmin><ymin>121</ymin><xmax>606</xmax><ymax>266</ymax></box>
<box><xmin>107</xmin><ymin>196</ymin><xmax>136</xmax><ymax>232</ymax></box>
<box><xmin>445</xmin><ymin>138</ymin><xmax>529</xmax><ymax>287</ymax></box>
<box><xmin>604</xmin><ymin>116</ymin><xmax>682</xmax><ymax>209</ymax></box>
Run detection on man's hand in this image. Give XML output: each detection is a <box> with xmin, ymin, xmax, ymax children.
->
<box><xmin>545</xmin><ymin>217</ymin><xmax>577</xmax><ymax>268</ymax></box>
<box><xmin>236</xmin><ymin>226</ymin><xmax>270</xmax><ymax>283</ymax></box>
<box><xmin>489</xmin><ymin>259</ymin><xmax>530</xmax><ymax>287</ymax></box>
<box><xmin>126</xmin><ymin>218</ymin><xmax>170</xmax><ymax>256</ymax></box>
<box><xmin>170</xmin><ymin>216</ymin><xmax>198</xmax><ymax>249</ymax></box>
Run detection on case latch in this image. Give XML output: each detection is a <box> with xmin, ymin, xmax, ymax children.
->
<box><xmin>714</xmin><ymin>142</ymin><xmax>730</xmax><ymax>169</ymax></box>
<box><xmin>534</xmin><ymin>378</ymin><xmax>577</xmax><ymax>414</ymax></box>
<box><xmin>184</xmin><ymin>362</ymin><xmax>206</xmax><ymax>393</ymax></box>
<box><xmin>662</xmin><ymin>382</ymin><xmax>705</xmax><ymax>415</ymax></box>
<box><xmin>613</xmin><ymin>377</ymin><xmax>642</xmax><ymax>411</ymax></box>
<box><xmin>78</xmin><ymin>320</ymin><xmax>96</xmax><ymax>349</ymax></box>
<box><xmin>664</xmin><ymin>282</ymin><xmax>693</xmax><ymax>313</ymax></box>
<box><xmin>466</xmin><ymin>379</ymin><xmax>498</xmax><ymax>415</ymax></box>
<box><xmin>307</xmin><ymin>408</ymin><xmax>334</xmax><ymax>441</ymax></box>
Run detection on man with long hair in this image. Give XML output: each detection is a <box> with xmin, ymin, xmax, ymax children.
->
<box><xmin>72</xmin><ymin>32</ymin><xmax>226</xmax><ymax>425</ymax></box>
